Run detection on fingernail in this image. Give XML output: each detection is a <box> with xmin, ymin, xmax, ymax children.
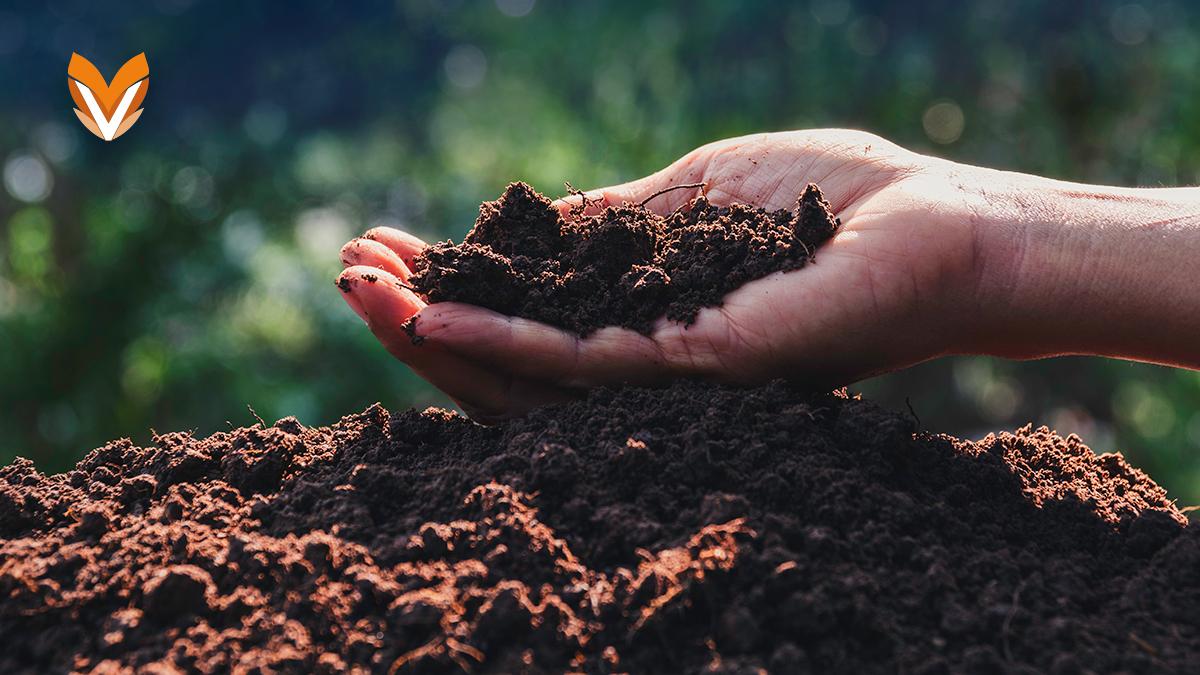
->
<box><xmin>340</xmin><ymin>237</ymin><xmax>370</xmax><ymax>264</ymax></box>
<box><xmin>336</xmin><ymin>275</ymin><xmax>370</xmax><ymax>323</ymax></box>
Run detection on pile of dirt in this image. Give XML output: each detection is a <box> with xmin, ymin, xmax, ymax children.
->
<box><xmin>409</xmin><ymin>182</ymin><xmax>841</xmax><ymax>334</ymax></box>
<box><xmin>2</xmin><ymin>381</ymin><xmax>1196</xmax><ymax>673</ymax></box>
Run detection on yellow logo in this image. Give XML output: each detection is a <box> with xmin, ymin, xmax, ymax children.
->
<box><xmin>67</xmin><ymin>53</ymin><xmax>149</xmax><ymax>141</ymax></box>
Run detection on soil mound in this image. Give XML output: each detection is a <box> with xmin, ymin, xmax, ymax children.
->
<box><xmin>409</xmin><ymin>182</ymin><xmax>840</xmax><ymax>334</ymax></box>
<box><xmin>2</xmin><ymin>382</ymin><xmax>1196</xmax><ymax>673</ymax></box>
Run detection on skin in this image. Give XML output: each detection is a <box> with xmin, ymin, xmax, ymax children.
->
<box><xmin>336</xmin><ymin>129</ymin><xmax>1200</xmax><ymax>422</ymax></box>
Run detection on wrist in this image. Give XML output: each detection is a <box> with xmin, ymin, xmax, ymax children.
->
<box><xmin>959</xmin><ymin>166</ymin><xmax>1200</xmax><ymax>366</ymax></box>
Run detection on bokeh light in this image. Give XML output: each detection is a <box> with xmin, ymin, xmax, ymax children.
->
<box><xmin>496</xmin><ymin>0</ymin><xmax>536</xmax><ymax>19</ymax></box>
<box><xmin>4</xmin><ymin>153</ymin><xmax>53</xmax><ymax>203</ymax></box>
<box><xmin>444</xmin><ymin>45</ymin><xmax>488</xmax><ymax>90</ymax></box>
<box><xmin>922</xmin><ymin>101</ymin><xmax>965</xmax><ymax>144</ymax></box>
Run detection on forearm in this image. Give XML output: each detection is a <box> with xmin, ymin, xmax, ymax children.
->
<box><xmin>957</xmin><ymin>165</ymin><xmax>1200</xmax><ymax>368</ymax></box>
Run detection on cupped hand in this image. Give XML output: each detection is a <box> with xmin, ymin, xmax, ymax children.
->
<box><xmin>336</xmin><ymin>129</ymin><xmax>983</xmax><ymax>421</ymax></box>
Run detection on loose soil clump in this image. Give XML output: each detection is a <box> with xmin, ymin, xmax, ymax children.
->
<box><xmin>2</xmin><ymin>382</ymin><xmax>1197</xmax><ymax>673</ymax></box>
<box><xmin>409</xmin><ymin>182</ymin><xmax>841</xmax><ymax>334</ymax></box>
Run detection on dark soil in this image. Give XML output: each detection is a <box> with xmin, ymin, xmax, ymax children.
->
<box><xmin>2</xmin><ymin>382</ymin><xmax>1196</xmax><ymax>673</ymax></box>
<box><xmin>409</xmin><ymin>182</ymin><xmax>841</xmax><ymax>335</ymax></box>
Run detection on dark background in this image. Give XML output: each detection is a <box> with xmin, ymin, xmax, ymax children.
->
<box><xmin>1</xmin><ymin>0</ymin><xmax>1198</xmax><ymax>507</ymax></box>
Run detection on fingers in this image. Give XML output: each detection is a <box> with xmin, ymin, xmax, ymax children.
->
<box><xmin>455</xmin><ymin>377</ymin><xmax>576</xmax><ymax>425</ymax></box>
<box><xmin>362</xmin><ymin>226</ymin><xmax>427</xmax><ymax>269</ymax></box>
<box><xmin>414</xmin><ymin>302</ymin><xmax>676</xmax><ymax>388</ymax></box>
<box><xmin>339</xmin><ymin>228</ymin><xmax>579</xmax><ymax>420</ymax></box>
<box><xmin>340</xmin><ymin>238</ymin><xmax>412</xmax><ymax>280</ymax></box>
<box><xmin>337</xmin><ymin>266</ymin><xmax>423</xmax><ymax>335</ymax></box>
<box><xmin>336</xmin><ymin>265</ymin><xmax>574</xmax><ymax>421</ymax></box>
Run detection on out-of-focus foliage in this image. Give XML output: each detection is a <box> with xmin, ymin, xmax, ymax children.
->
<box><xmin>1</xmin><ymin>0</ymin><xmax>1198</xmax><ymax>506</ymax></box>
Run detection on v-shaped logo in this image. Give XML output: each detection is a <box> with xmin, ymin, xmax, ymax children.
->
<box><xmin>67</xmin><ymin>52</ymin><xmax>149</xmax><ymax>141</ymax></box>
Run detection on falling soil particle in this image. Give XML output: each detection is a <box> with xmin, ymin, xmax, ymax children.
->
<box><xmin>409</xmin><ymin>182</ymin><xmax>841</xmax><ymax>335</ymax></box>
<box><xmin>2</xmin><ymin>381</ymin><xmax>1196</xmax><ymax>673</ymax></box>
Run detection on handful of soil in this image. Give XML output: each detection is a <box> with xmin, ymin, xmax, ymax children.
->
<box><xmin>409</xmin><ymin>182</ymin><xmax>841</xmax><ymax>334</ymax></box>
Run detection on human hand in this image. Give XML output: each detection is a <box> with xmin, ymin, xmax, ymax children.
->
<box><xmin>336</xmin><ymin>129</ymin><xmax>1200</xmax><ymax>421</ymax></box>
<box><xmin>336</xmin><ymin>129</ymin><xmax>991</xmax><ymax>420</ymax></box>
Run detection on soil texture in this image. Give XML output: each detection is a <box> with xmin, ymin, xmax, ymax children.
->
<box><xmin>2</xmin><ymin>382</ymin><xmax>1196</xmax><ymax>673</ymax></box>
<box><xmin>409</xmin><ymin>182</ymin><xmax>841</xmax><ymax>334</ymax></box>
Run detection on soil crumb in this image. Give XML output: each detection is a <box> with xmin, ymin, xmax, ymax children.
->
<box><xmin>2</xmin><ymin>382</ymin><xmax>1196</xmax><ymax>673</ymax></box>
<box><xmin>409</xmin><ymin>182</ymin><xmax>841</xmax><ymax>335</ymax></box>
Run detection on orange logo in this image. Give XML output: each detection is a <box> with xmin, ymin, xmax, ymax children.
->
<box><xmin>67</xmin><ymin>52</ymin><xmax>149</xmax><ymax>141</ymax></box>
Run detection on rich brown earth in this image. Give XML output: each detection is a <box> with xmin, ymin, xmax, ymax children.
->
<box><xmin>409</xmin><ymin>181</ymin><xmax>840</xmax><ymax>335</ymax></box>
<box><xmin>4</xmin><ymin>185</ymin><xmax>1197</xmax><ymax>672</ymax></box>
<box><xmin>2</xmin><ymin>381</ymin><xmax>1196</xmax><ymax>673</ymax></box>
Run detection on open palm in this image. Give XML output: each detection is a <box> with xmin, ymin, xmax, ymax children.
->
<box><xmin>337</xmin><ymin>130</ymin><xmax>979</xmax><ymax>421</ymax></box>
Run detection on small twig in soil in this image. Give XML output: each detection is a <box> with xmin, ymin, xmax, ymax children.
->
<box><xmin>564</xmin><ymin>181</ymin><xmax>602</xmax><ymax>217</ymax></box>
<box><xmin>1129</xmin><ymin>631</ymin><xmax>1159</xmax><ymax>657</ymax></box>
<box><xmin>638</xmin><ymin>182</ymin><xmax>707</xmax><ymax>208</ymax></box>
<box><xmin>445</xmin><ymin>637</ymin><xmax>484</xmax><ymax>670</ymax></box>
<box><xmin>1002</xmin><ymin>580</ymin><xmax>1026</xmax><ymax>662</ymax></box>
<box><xmin>796</xmin><ymin>238</ymin><xmax>814</xmax><ymax>262</ymax></box>
<box><xmin>905</xmin><ymin>397</ymin><xmax>922</xmax><ymax>430</ymax></box>
<box><xmin>388</xmin><ymin>638</ymin><xmax>440</xmax><ymax>675</ymax></box>
<box><xmin>246</xmin><ymin>404</ymin><xmax>266</xmax><ymax>427</ymax></box>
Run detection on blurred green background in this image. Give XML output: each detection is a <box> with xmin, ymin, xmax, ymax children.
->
<box><xmin>1</xmin><ymin>0</ymin><xmax>1198</xmax><ymax>508</ymax></box>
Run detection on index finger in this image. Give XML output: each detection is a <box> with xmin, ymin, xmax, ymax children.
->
<box><xmin>363</xmin><ymin>226</ymin><xmax>428</xmax><ymax>270</ymax></box>
<box><xmin>414</xmin><ymin>302</ymin><xmax>676</xmax><ymax>388</ymax></box>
